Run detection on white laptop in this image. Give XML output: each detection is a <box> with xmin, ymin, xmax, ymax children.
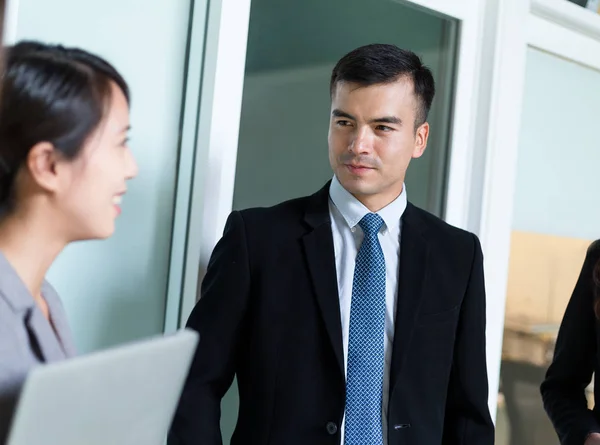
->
<box><xmin>6</xmin><ymin>329</ymin><xmax>198</xmax><ymax>445</ymax></box>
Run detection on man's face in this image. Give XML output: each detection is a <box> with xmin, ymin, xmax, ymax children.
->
<box><xmin>328</xmin><ymin>77</ymin><xmax>429</xmax><ymax>211</ymax></box>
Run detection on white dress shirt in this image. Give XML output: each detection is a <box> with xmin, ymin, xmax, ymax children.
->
<box><xmin>328</xmin><ymin>175</ymin><xmax>407</xmax><ymax>445</ymax></box>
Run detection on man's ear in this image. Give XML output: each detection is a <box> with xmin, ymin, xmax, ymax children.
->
<box><xmin>412</xmin><ymin>122</ymin><xmax>429</xmax><ymax>159</ymax></box>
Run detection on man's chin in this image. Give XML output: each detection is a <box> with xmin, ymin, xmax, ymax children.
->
<box><xmin>338</xmin><ymin>177</ymin><xmax>377</xmax><ymax>197</ymax></box>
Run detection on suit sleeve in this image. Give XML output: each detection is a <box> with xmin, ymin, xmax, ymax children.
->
<box><xmin>442</xmin><ymin>233</ymin><xmax>495</xmax><ymax>445</ymax></box>
<box><xmin>168</xmin><ymin>211</ymin><xmax>251</xmax><ymax>445</ymax></box>
<box><xmin>540</xmin><ymin>241</ymin><xmax>600</xmax><ymax>445</ymax></box>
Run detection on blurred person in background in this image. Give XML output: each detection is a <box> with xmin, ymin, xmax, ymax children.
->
<box><xmin>0</xmin><ymin>41</ymin><xmax>137</xmax><ymax>442</ymax></box>
<box><xmin>542</xmin><ymin>241</ymin><xmax>600</xmax><ymax>445</ymax></box>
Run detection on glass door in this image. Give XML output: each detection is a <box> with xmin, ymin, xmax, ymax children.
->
<box><xmin>181</xmin><ymin>0</ymin><xmax>487</xmax><ymax>324</ymax></box>
<box><xmin>233</xmin><ymin>0</ymin><xmax>458</xmax><ymax>216</ymax></box>
<box><xmin>178</xmin><ymin>0</ymin><xmax>489</xmax><ymax>442</ymax></box>
<box><xmin>495</xmin><ymin>44</ymin><xmax>600</xmax><ymax>445</ymax></box>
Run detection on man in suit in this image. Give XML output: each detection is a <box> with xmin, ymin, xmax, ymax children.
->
<box><xmin>169</xmin><ymin>43</ymin><xmax>495</xmax><ymax>445</ymax></box>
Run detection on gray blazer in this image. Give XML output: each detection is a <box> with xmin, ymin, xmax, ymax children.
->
<box><xmin>0</xmin><ymin>253</ymin><xmax>76</xmax><ymax>443</ymax></box>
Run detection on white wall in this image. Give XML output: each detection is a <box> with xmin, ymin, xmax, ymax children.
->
<box><xmin>14</xmin><ymin>0</ymin><xmax>191</xmax><ymax>352</ymax></box>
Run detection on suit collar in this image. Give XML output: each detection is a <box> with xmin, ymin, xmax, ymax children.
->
<box><xmin>401</xmin><ymin>202</ymin><xmax>429</xmax><ymax>237</ymax></box>
<box><xmin>303</xmin><ymin>181</ymin><xmax>332</xmax><ymax>229</ymax></box>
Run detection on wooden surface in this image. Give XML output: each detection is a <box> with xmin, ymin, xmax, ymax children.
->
<box><xmin>502</xmin><ymin>230</ymin><xmax>592</xmax><ymax>365</ymax></box>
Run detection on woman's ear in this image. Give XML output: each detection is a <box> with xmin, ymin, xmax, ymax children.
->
<box><xmin>25</xmin><ymin>142</ymin><xmax>62</xmax><ymax>193</ymax></box>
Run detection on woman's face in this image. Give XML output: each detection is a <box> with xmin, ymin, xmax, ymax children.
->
<box><xmin>55</xmin><ymin>82</ymin><xmax>138</xmax><ymax>241</ymax></box>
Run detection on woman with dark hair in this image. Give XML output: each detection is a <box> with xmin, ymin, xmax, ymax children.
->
<box><xmin>0</xmin><ymin>41</ymin><xmax>137</xmax><ymax>440</ymax></box>
<box><xmin>541</xmin><ymin>241</ymin><xmax>600</xmax><ymax>445</ymax></box>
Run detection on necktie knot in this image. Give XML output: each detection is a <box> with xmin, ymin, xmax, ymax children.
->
<box><xmin>358</xmin><ymin>213</ymin><xmax>384</xmax><ymax>238</ymax></box>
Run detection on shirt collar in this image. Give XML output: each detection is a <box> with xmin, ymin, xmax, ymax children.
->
<box><xmin>329</xmin><ymin>175</ymin><xmax>407</xmax><ymax>233</ymax></box>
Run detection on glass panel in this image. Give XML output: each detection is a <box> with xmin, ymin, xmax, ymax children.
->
<box><xmin>16</xmin><ymin>0</ymin><xmax>191</xmax><ymax>352</ymax></box>
<box><xmin>232</xmin><ymin>0</ymin><xmax>458</xmax><ymax>217</ymax></box>
<box><xmin>496</xmin><ymin>47</ymin><xmax>600</xmax><ymax>445</ymax></box>
<box><xmin>224</xmin><ymin>0</ymin><xmax>459</xmax><ymax>441</ymax></box>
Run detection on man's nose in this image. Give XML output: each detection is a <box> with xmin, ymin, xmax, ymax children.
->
<box><xmin>349</xmin><ymin>127</ymin><xmax>373</xmax><ymax>154</ymax></box>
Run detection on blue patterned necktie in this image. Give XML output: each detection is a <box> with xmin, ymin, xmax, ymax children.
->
<box><xmin>344</xmin><ymin>213</ymin><xmax>386</xmax><ymax>445</ymax></box>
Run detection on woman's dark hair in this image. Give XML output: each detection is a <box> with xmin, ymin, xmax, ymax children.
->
<box><xmin>330</xmin><ymin>43</ymin><xmax>436</xmax><ymax>129</ymax></box>
<box><xmin>0</xmin><ymin>40</ymin><xmax>130</xmax><ymax>214</ymax></box>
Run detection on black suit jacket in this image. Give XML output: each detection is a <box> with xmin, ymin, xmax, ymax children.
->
<box><xmin>541</xmin><ymin>240</ymin><xmax>600</xmax><ymax>445</ymax></box>
<box><xmin>169</xmin><ymin>183</ymin><xmax>494</xmax><ymax>445</ymax></box>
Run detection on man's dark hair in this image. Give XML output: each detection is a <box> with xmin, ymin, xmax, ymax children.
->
<box><xmin>330</xmin><ymin>43</ymin><xmax>435</xmax><ymax>128</ymax></box>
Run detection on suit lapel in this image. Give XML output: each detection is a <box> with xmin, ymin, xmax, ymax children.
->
<box><xmin>25</xmin><ymin>308</ymin><xmax>69</xmax><ymax>362</ymax></box>
<box><xmin>389</xmin><ymin>203</ymin><xmax>430</xmax><ymax>394</ymax></box>
<box><xmin>302</xmin><ymin>182</ymin><xmax>345</xmax><ymax>376</ymax></box>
